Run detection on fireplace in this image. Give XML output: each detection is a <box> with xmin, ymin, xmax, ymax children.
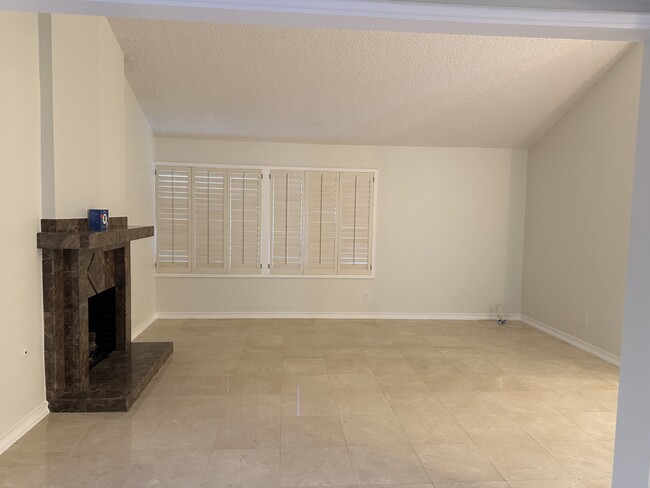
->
<box><xmin>38</xmin><ymin>217</ymin><xmax>172</xmax><ymax>412</ymax></box>
<box><xmin>88</xmin><ymin>287</ymin><xmax>116</xmax><ymax>369</ymax></box>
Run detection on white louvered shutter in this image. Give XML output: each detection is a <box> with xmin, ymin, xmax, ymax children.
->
<box><xmin>304</xmin><ymin>171</ymin><xmax>338</xmax><ymax>274</ymax></box>
<box><xmin>338</xmin><ymin>172</ymin><xmax>374</xmax><ymax>274</ymax></box>
<box><xmin>270</xmin><ymin>170</ymin><xmax>304</xmax><ymax>274</ymax></box>
<box><xmin>228</xmin><ymin>169</ymin><xmax>262</xmax><ymax>273</ymax></box>
<box><xmin>155</xmin><ymin>167</ymin><xmax>191</xmax><ymax>271</ymax></box>
<box><xmin>192</xmin><ymin>168</ymin><xmax>226</xmax><ymax>273</ymax></box>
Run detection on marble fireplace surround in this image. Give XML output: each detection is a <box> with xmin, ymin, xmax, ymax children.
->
<box><xmin>37</xmin><ymin>217</ymin><xmax>172</xmax><ymax>412</ymax></box>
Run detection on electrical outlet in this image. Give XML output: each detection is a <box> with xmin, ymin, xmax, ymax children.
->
<box><xmin>584</xmin><ymin>316</ymin><xmax>589</xmax><ymax>329</ymax></box>
<box><xmin>362</xmin><ymin>291</ymin><xmax>369</xmax><ymax>302</ymax></box>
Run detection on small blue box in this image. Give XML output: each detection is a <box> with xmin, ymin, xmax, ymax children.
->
<box><xmin>88</xmin><ymin>209</ymin><xmax>109</xmax><ymax>231</ymax></box>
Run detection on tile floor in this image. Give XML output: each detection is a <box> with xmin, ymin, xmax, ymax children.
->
<box><xmin>0</xmin><ymin>319</ymin><xmax>619</xmax><ymax>488</ymax></box>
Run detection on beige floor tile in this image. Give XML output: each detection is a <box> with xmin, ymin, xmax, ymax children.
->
<box><xmin>122</xmin><ymin>449</ymin><xmax>210</xmax><ymax>487</ymax></box>
<box><xmin>478</xmin><ymin>443</ymin><xmax>572</xmax><ymax>481</ymax></box>
<box><xmin>147</xmin><ymin>418</ymin><xmax>219</xmax><ymax>450</ymax></box>
<box><xmin>204</xmin><ymin>448</ymin><xmax>280</xmax><ymax>488</ymax></box>
<box><xmin>280</xmin><ymin>447</ymin><xmax>356</xmax><ymax>487</ymax></box>
<box><xmin>230</xmin><ymin>374</ymin><xmax>283</xmax><ymax>395</ymax></box>
<box><xmin>281</xmin><ymin>416</ymin><xmax>346</xmax><ymax>447</ymax></box>
<box><xmin>282</xmin><ymin>359</ymin><xmax>327</xmax><ymax>375</ymax></box>
<box><xmin>398</xmin><ymin>414</ymin><xmax>472</xmax><ymax>444</ymax></box>
<box><xmin>435</xmin><ymin>392</ymin><xmax>504</xmax><ymax>415</ymax></box>
<box><xmin>282</xmin><ymin>346</ymin><xmax>324</xmax><ymax>359</ymax></box>
<box><xmin>366</xmin><ymin>357</ymin><xmax>418</xmax><ymax>375</ymax></box>
<box><xmin>334</xmin><ymin>390</ymin><xmax>394</xmax><ymax>416</ymax></box>
<box><xmin>486</xmin><ymin>392</ymin><xmax>559</xmax><ymax>414</ymax></box>
<box><xmin>507</xmin><ymin>480</ymin><xmax>582</xmax><ymax>487</ymax></box>
<box><xmin>540</xmin><ymin>441</ymin><xmax>613</xmax><ymax>478</ymax></box>
<box><xmin>329</xmin><ymin>374</ymin><xmax>382</xmax><ymax>392</ymax></box>
<box><xmin>9</xmin><ymin>420</ymin><xmax>95</xmax><ymax>453</ymax></box>
<box><xmin>383</xmin><ymin>388</ymin><xmax>449</xmax><ymax>416</ymax></box>
<box><xmin>214</xmin><ymin>417</ymin><xmax>281</xmax><ymax>448</ymax></box>
<box><xmin>324</xmin><ymin>357</ymin><xmax>373</xmax><ymax>374</ymax></box>
<box><xmin>348</xmin><ymin>445</ymin><xmax>430</xmax><ymax>485</ymax></box>
<box><xmin>465</xmin><ymin>373</ymin><xmax>528</xmax><ymax>392</ymax></box>
<box><xmin>41</xmin><ymin>450</ymin><xmax>140</xmax><ymax>488</ymax></box>
<box><xmin>0</xmin><ymin>318</ymin><xmax>621</xmax><ymax>488</ymax></box>
<box><xmin>422</xmin><ymin>371</ymin><xmax>481</xmax><ymax>392</ymax></box>
<box><xmin>225</xmin><ymin>394</ymin><xmax>282</xmax><ymax>417</ymax></box>
<box><xmin>566</xmin><ymin>412</ymin><xmax>616</xmax><ymax>440</ymax></box>
<box><xmin>241</xmin><ymin>346</ymin><xmax>283</xmax><ymax>360</ymax></box>
<box><xmin>188</xmin><ymin>359</ymin><xmax>239</xmax><ymax>377</ymax></box>
<box><xmin>179</xmin><ymin>375</ymin><xmax>234</xmax><ymax>395</ymax></box>
<box><xmin>527</xmin><ymin>390</ymin><xmax>599</xmax><ymax>414</ymax></box>
<box><xmin>236</xmin><ymin>360</ymin><xmax>283</xmax><ymax>375</ymax></box>
<box><xmin>414</xmin><ymin>444</ymin><xmax>503</xmax><ymax>483</ymax></box>
<box><xmin>282</xmin><ymin>374</ymin><xmax>331</xmax><ymax>393</ymax></box>
<box><xmin>407</xmin><ymin>357</ymin><xmax>452</xmax><ymax>375</ymax></box>
<box><xmin>434</xmin><ymin>483</ymin><xmax>509</xmax><ymax>488</ymax></box>
<box><xmin>77</xmin><ymin>419</ymin><xmax>159</xmax><ymax>452</ymax></box>
<box><xmin>511</xmin><ymin>413</ymin><xmax>596</xmax><ymax>442</ymax></box>
<box><xmin>453</xmin><ymin>413</ymin><xmax>534</xmax><ymax>444</ymax></box>
<box><xmin>375</xmin><ymin>374</ymin><xmax>430</xmax><ymax>391</ymax></box>
<box><xmin>282</xmin><ymin>390</ymin><xmax>340</xmax><ymax>417</ymax></box>
<box><xmin>340</xmin><ymin>415</ymin><xmax>410</xmax><ymax>446</ymax></box>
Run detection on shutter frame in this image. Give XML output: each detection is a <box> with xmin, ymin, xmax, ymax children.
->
<box><xmin>338</xmin><ymin>171</ymin><xmax>374</xmax><ymax>275</ymax></box>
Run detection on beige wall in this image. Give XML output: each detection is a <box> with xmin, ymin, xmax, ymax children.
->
<box><xmin>125</xmin><ymin>82</ymin><xmax>156</xmax><ymax>331</ymax></box>
<box><xmin>155</xmin><ymin>139</ymin><xmax>527</xmax><ymax>317</ymax></box>
<box><xmin>0</xmin><ymin>12</ymin><xmax>46</xmax><ymax>448</ymax></box>
<box><xmin>522</xmin><ymin>44</ymin><xmax>642</xmax><ymax>358</ymax></box>
<box><xmin>50</xmin><ymin>15</ymin><xmax>126</xmax><ymax>218</ymax></box>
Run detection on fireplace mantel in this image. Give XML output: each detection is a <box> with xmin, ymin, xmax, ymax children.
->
<box><xmin>37</xmin><ymin>216</ymin><xmax>153</xmax><ymax>249</ymax></box>
<box><xmin>39</xmin><ymin>216</ymin><xmax>171</xmax><ymax>412</ymax></box>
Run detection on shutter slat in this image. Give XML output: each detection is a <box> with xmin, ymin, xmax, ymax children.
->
<box><xmin>155</xmin><ymin>167</ymin><xmax>190</xmax><ymax>271</ymax></box>
<box><xmin>304</xmin><ymin>171</ymin><xmax>338</xmax><ymax>274</ymax></box>
<box><xmin>270</xmin><ymin>170</ymin><xmax>304</xmax><ymax>274</ymax></box>
<box><xmin>193</xmin><ymin>168</ymin><xmax>226</xmax><ymax>273</ymax></box>
<box><xmin>229</xmin><ymin>169</ymin><xmax>262</xmax><ymax>273</ymax></box>
<box><xmin>338</xmin><ymin>172</ymin><xmax>374</xmax><ymax>274</ymax></box>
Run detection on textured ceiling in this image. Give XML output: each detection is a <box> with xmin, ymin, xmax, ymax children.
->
<box><xmin>109</xmin><ymin>19</ymin><xmax>630</xmax><ymax>148</ymax></box>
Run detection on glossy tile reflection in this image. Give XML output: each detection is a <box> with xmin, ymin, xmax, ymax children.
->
<box><xmin>0</xmin><ymin>318</ymin><xmax>619</xmax><ymax>487</ymax></box>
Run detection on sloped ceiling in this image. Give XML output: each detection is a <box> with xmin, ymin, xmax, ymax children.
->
<box><xmin>110</xmin><ymin>18</ymin><xmax>630</xmax><ymax>148</ymax></box>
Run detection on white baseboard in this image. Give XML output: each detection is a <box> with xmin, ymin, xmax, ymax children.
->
<box><xmin>0</xmin><ymin>401</ymin><xmax>49</xmax><ymax>456</ymax></box>
<box><xmin>132</xmin><ymin>313</ymin><xmax>159</xmax><ymax>340</ymax></box>
<box><xmin>521</xmin><ymin>315</ymin><xmax>620</xmax><ymax>367</ymax></box>
<box><xmin>156</xmin><ymin>311</ymin><xmax>522</xmax><ymax>321</ymax></box>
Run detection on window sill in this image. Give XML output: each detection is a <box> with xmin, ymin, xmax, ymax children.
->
<box><xmin>155</xmin><ymin>273</ymin><xmax>375</xmax><ymax>279</ymax></box>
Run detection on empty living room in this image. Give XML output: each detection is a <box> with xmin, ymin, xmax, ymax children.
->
<box><xmin>2</xmin><ymin>1</ymin><xmax>650</xmax><ymax>487</ymax></box>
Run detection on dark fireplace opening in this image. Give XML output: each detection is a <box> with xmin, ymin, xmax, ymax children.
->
<box><xmin>88</xmin><ymin>287</ymin><xmax>116</xmax><ymax>369</ymax></box>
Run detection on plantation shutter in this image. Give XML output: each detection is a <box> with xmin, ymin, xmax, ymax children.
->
<box><xmin>338</xmin><ymin>172</ymin><xmax>374</xmax><ymax>274</ymax></box>
<box><xmin>155</xmin><ymin>167</ymin><xmax>190</xmax><ymax>271</ymax></box>
<box><xmin>192</xmin><ymin>168</ymin><xmax>226</xmax><ymax>273</ymax></box>
<box><xmin>228</xmin><ymin>169</ymin><xmax>262</xmax><ymax>273</ymax></box>
<box><xmin>304</xmin><ymin>171</ymin><xmax>338</xmax><ymax>274</ymax></box>
<box><xmin>270</xmin><ymin>170</ymin><xmax>304</xmax><ymax>274</ymax></box>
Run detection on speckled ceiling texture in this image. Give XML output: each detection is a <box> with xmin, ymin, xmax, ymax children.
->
<box><xmin>109</xmin><ymin>19</ymin><xmax>630</xmax><ymax>148</ymax></box>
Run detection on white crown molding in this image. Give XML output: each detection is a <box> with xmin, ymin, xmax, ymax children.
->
<box><xmin>0</xmin><ymin>402</ymin><xmax>49</xmax><ymax>456</ymax></box>
<box><xmin>2</xmin><ymin>0</ymin><xmax>649</xmax><ymax>40</ymax></box>
<box><xmin>521</xmin><ymin>314</ymin><xmax>621</xmax><ymax>367</ymax></box>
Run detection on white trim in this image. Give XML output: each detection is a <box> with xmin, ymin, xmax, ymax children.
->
<box><xmin>0</xmin><ymin>401</ymin><xmax>49</xmax><ymax>456</ymax></box>
<box><xmin>131</xmin><ymin>312</ymin><xmax>158</xmax><ymax>340</ymax></box>
<box><xmin>2</xmin><ymin>1</ymin><xmax>650</xmax><ymax>40</ymax></box>
<box><xmin>521</xmin><ymin>315</ymin><xmax>621</xmax><ymax>367</ymax></box>
<box><xmin>155</xmin><ymin>273</ymin><xmax>374</xmax><ymax>279</ymax></box>
<box><xmin>157</xmin><ymin>311</ymin><xmax>522</xmax><ymax>321</ymax></box>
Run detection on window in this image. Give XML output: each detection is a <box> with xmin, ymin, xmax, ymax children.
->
<box><xmin>155</xmin><ymin>165</ymin><xmax>376</xmax><ymax>276</ymax></box>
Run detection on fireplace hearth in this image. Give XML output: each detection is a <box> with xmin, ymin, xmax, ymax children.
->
<box><xmin>38</xmin><ymin>217</ymin><xmax>172</xmax><ymax>412</ymax></box>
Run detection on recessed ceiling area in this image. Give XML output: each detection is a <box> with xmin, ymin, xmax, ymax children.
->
<box><xmin>109</xmin><ymin>18</ymin><xmax>630</xmax><ymax>148</ymax></box>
